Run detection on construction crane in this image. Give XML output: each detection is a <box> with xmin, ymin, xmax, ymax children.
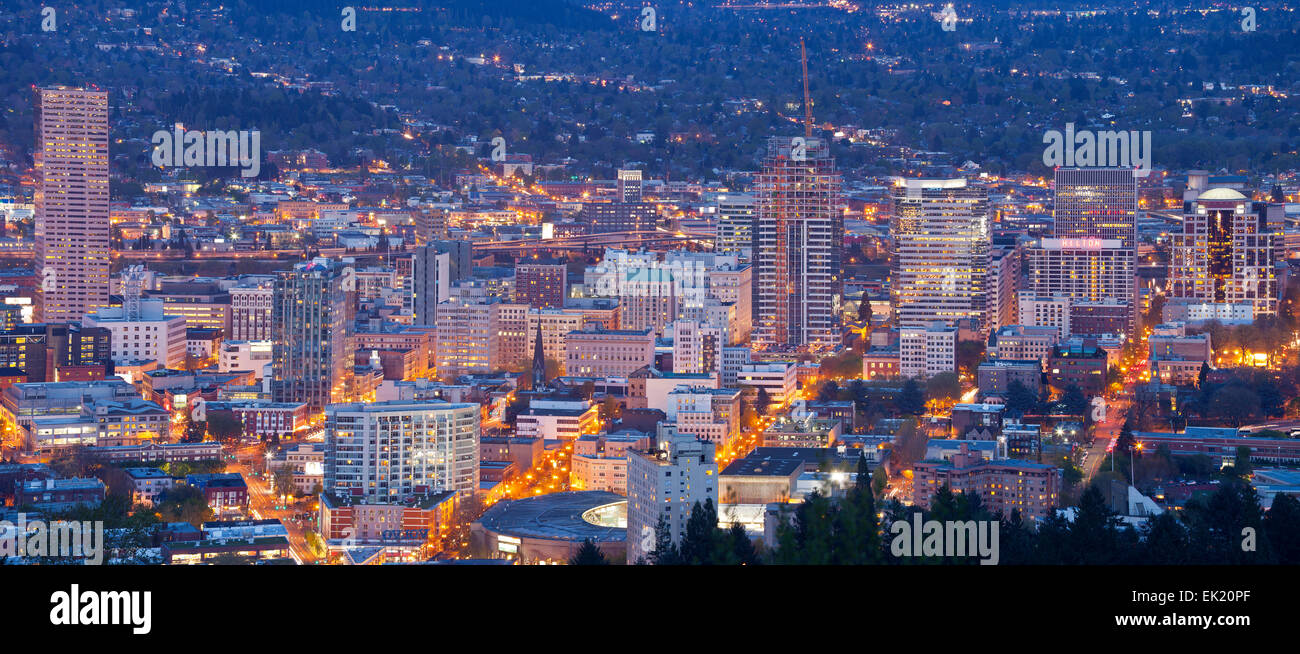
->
<box><xmin>800</xmin><ymin>37</ymin><xmax>813</xmax><ymax>138</ymax></box>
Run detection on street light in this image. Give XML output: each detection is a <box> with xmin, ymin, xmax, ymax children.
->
<box><xmin>1132</xmin><ymin>442</ymin><xmax>1143</xmax><ymax>484</ymax></box>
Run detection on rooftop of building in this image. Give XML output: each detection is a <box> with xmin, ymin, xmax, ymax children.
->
<box><xmin>978</xmin><ymin>358</ymin><xmax>1041</xmax><ymax>368</ymax></box>
<box><xmin>475</xmin><ymin>490</ymin><xmax>627</xmax><ymax>543</ymax></box>
<box><xmin>568</xmin><ymin>327</ymin><xmax>653</xmax><ymax>337</ymax></box>
<box><xmin>18</xmin><ymin>477</ymin><xmax>105</xmax><ymax>492</ymax></box>
<box><xmin>124</xmin><ymin>467</ymin><xmax>175</xmax><ymax>480</ymax></box>
<box><xmin>721</xmin><ymin>447</ymin><xmax>853</xmax><ymax>476</ymax></box>
<box><xmin>319</xmin><ymin>490</ymin><xmax>456</xmax><ymax>510</ymax></box>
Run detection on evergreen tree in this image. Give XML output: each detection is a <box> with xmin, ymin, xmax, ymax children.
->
<box><xmin>728</xmin><ymin>522</ymin><xmax>759</xmax><ymax>565</ymax></box>
<box><xmin>569</xmin><ymin>539</ymin><xmax>609</xmax><ymax>565</ymax></box>
<box><xmin>649</xmin><ymin>514</ymin><xmax>681</xmax><ymax>565</ymax></box>
<box><xmin>831</xmin><ymin>484</ymin><xmax>882</xmax><ymax>564</ymax></box>
<box><xmin>1067</xmin><ymin>485</ymin><xmax>1127</xmax><ymax>564</ymax></box>
<box><xmin>897</xmin><ymin>378</ymin><xmax>925</xmax><ymax>416</ymax></box>
<box><xmin>855</xmin><ymin>453</ymin><xmax>871</xmax><ymax>492</ymax></box>
<box><xmin>679</xmin><ymin>499</ymin><xmax>723</xmax><ymax>565</ymax></box>
<box><xmin>1004</xmin><ymin>380</ymin><xmax>1037</xmax><ymax>417</ymax></box>
<box><xmin>1264</xmin><ymin>493</ymin><xmax>1300</xmax><ymax>565</ymax></box>
<box><xmin>1184</xmin><ymin>480</ymin><xmax>1272</xmax><ymax>564</ymax></box>
<box><xmin>1141</xmin><ymin>512</ymin><xmax>1191</xmax><ymax>565</ymax></box>
<box><xmin>998</xmin><ymin>509</ymin><xmax>1036</xmax><ymax>565</ymax></box>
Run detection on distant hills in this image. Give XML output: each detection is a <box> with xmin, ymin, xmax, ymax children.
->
<box><xmin>234</xmin><ymin>0</ymin><xmax>611</xmax><ymax>30</ymax></box>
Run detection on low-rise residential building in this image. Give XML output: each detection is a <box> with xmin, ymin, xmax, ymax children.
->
<box><xmin>951</xmin><ymin>403</ymin><xmax>1006</xmax><ymax>440</ymax></box>
<box><xmin>23</xmin><ymin>398</ymin><xmax>170</xmax><ymax>453</ymax></box>
<box><xmin>912</xmin><ymin>443</ymin><xmax>1061</xmax><ymax>521</ymax></box>
<box><xmin>988</xmin><ymin>325</ymin><xmax>1060</xmax><ymax>363</ymax></box>
<box><xmin>761</xmin><ymin>414</ymin><xmax>843</xmax><ymax>448</ymax></box>
<box><xmin>123</xmin><ymin>467</ymin><xmax>181</xmax><ymax>507</ymax></box>
<box><xmin>515</xmin><ymin>399</ymin><xmax>599</xmax><ymax>441</ymax></box>
<box><xmin>207</xmin><ymin>400</ymin><xmax>309</xmax><ymax>442</ymax></box>
<box><xmin>899</xmin><ymin>322</ymin><xmax>956</xmax><ymax>379</ymax></box>
<box><xmin>318</xmin><ymin>491</ymin><xmax>458</xmax><ymax>562</ymax></box>
<box><xmin>1047</xmin><ymin>338</ymin><xmax>1108</xmax><ymax>395</ymax></box>
<box><xmin>163</xmin><ymin>519</ymin><xmax>292</xmax><ymax>565</ymax></box>
<box><xmin>564</xmin><ymin>327</ymin><xmax>655</xmax><ymax>377</ymax></box>
<box><xmin>569</xmin><ymin>430</ymin><xmax>651</xmax><ymax>495</ymax></box>
<box><xmin>186</xmin><ymin>473</ymin><xmax>250</xmax><ymax>518</ymax></box>
<box><xmin>862</xmin><ymin>347</ymin><xmax>901</xmax><ymax>380</ymax></box>
<box><xmin>665</xmin><ymin>386</ymin><xmax>742</xmax><ymax>453</ymax></box>
<box><xmin>218</xmin><ymin>340</ymin><xmax>274</xmax><ymax>378</ymax></box>
<box><xmin>85</xmin><ymin>440</ymin><xmax>223</xmax><ymax>465</ymax></box>
<box><xmin>736</xmin><ymin>362</ymin><xmax>797</xmax><ymax>409</ymax></box>
<box><xmin>977</xmin><ymin>358</ymin><xmax>1041</xmax><ymax>399</ymax></box>
<box><xmin>15</xmin><ymin>477</ymin><xmax>106</xmax><ymax>512</ymax></box>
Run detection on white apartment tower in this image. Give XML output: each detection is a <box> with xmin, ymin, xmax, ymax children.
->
<box><xmin>323</xmin><ymin>401</ymin><xmax>480</xmax><ymax>501</ymax></box>
<box><xmin>625</xmin><ymin>432</ymin><xmax>718</xmax><ymax>564</ymax></box>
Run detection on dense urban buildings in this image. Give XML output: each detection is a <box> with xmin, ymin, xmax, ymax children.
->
<box><xmin>3</xmin><ymin>3</ymin><xmax>1298</xmax><ymax>586</ymax></box>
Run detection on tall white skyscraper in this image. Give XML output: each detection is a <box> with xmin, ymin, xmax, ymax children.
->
<box><xmin>412</xmin><ymin>244</ymin><xmax>451</xmax><ymax>326</ymax></box>
<box><xmin>753</xmin><ymin>137</ymin><xmax>842</xmax><ymax>351</ymax></box>
<box><xmin>889</xmin><ymin>179</ymin><xmax>990</xmax><ymax>331</ymax></box>
<box><xmin>35</xmin><ymin>87</ymin><xmax>111</xmax><ymax>323</ymax></box>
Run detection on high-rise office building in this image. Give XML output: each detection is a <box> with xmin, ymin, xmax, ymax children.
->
<box><xmin>323</xmin><ymin>400</ymin><xmax>480</xmax><ymax>501</ymax></box>
<box><xmin>625</xmin><ymin>431</ymin><xmax>717</xmax><ymax>564</ymax></box>
<box><xmin>889</xmin><ymin>179</ymin><xmax>990</xmax><ymax>331</ymax></box>
<box><xmin>985</xmin><ymin>244</ymin><xmax>1021</xmax><ymax>333</ymax></box>
<box><xmin>433</xmin><ymin>297</ymin><xmax>502</xmax><ymax>375</ymax></box>
<box><xmin>1052</xmin><ymin>167</ymin><xmax>1138</xmax><ymax>248</ymax></box>
<box><xmin>715</xmin><ymin>194</ymin><xmax>756</xmax><ymax>261</ymax></box>
<box><xmin>271</xmin><ymin>259</ymin><xmax>354</xmax><ymax>413</ymax></box>
<box><xmin>34</xmin><ymin>87</ymin><xmax>111</xmax><ymax>323</ymax></box>
<box><xmin>579</xmin><ymin>201</ymin><xmax>659</xmax><ymax>234</ymax></box>
<box><xmin>1027</xmin><ymin>239</ymin><xmax>1137</xmax><ymax>335</ymax></box>
<box><xmin>752</xmin><ymin>137</ymin><xmax>842</xmax><ymax>351</ymax></box>
<box><xmin>514</xmin><ymin>259</ymin><xmax>568</xmax><ymax>309</ymax></box>
<box><xmin>1169</xmin><ymin>188</ymin><xmax>1279</xmax><ymax>317</ymax></box>
<box><xmin>1028</xmin><ymin>167</ymin><xmax>1139</xmax><ymax>336</ymax></box>
<box><xmin>0</xmin><ymin>323</ymin><xmax>112</xmax><ymax>382</ymax></box>
<box><xmin>617</xmin><ymin>169</ymin><xmax>643</xmax><ymax>203</ymax></box>
<box><xmin>412</xmin><ymin>245</ymin><xmax>451</xmax><ymax>326</ymax></box>
<box><xmin>431</xmin><ymin>240</ymin><xmax>473</xmax><ymax>282</ymax></box>
<box><xmin>229</xmin><ymin>277</ymin><xmax>276</xmax><ymax>341</ymax></box>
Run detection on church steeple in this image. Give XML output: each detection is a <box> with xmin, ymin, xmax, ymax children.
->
<box><xmin>531</xmin><ymin>321</ymin><xmax>546</xmax><ymax>389</ymax></box>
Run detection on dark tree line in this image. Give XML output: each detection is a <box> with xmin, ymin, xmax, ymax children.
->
<box><xmin>643</xmin><ymin>468</ymin><xmax>1300</xmax><ymax>565</ymax></box>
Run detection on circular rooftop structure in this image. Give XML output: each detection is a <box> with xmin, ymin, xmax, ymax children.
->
<box><xmin>473</xmin><ymin>491</ymin><xmax>627</xmax><ymax>563</ymax></box>
<box><xmin>1198</xmin><ymin>187</ymin><xmax>1247</xmax><ymax>201</ymax></box>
